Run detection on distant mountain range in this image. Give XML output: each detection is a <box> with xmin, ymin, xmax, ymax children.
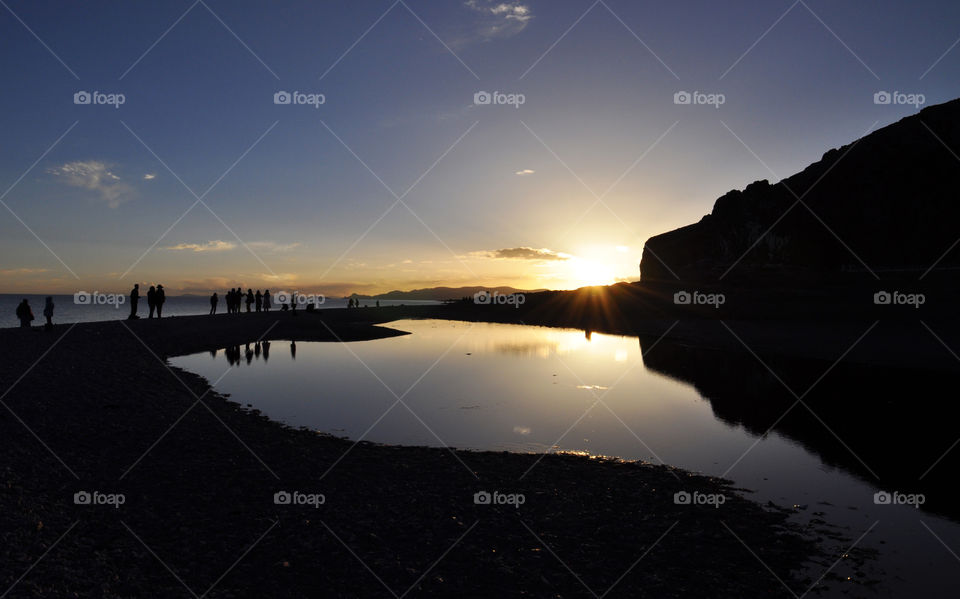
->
<box><xmin>641</xmin><ymin>98</ymin><xmax>960</xmax><ymax>282</ymax></box>
<box><xmin>356</xmin><ymin>286</ymin><xmax>545</xmax><ymax>301</ymax></box>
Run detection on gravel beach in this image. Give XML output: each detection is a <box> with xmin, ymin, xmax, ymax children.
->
<box><xmin>1</xmin><ymin>310</ymin><xmax>837</xmax><ymax>597</ymax></box>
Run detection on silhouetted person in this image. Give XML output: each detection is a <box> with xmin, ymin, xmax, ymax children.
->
<box><xmin>246</xmin><ymin>289</ymin><xmax>254</xmax><ymax>312</ymax></box>
<box><xmin>210</xmin><ymin>292</ymin><xmax>218</xmax><ymax>315</ymax></box>
<box><xmin>155</xmin><ymin>285</ymin><xmax>165</xmax><ymax>317</ymax></box>
<box><xmin>290</xmin><ymin>292</ymin><xmax>297</xmax><ymax>315</ymax></box>
<box><xmin>43</xmin><ymin>296</ymin><xmax>54</xmax><ymax>330</ymax></box>
<box><xmin>147</xmin><ymin>285</ymin><xmax>157</xmax><ymax>319</ymax></box>
<box><xmin>290</xmin><ymin>340</ymin><xmax>296</xmax><ymax>359</ymax></box>
<box><xmin>129</xmin><ymin>284</ymin><xmax>140</xmax><ymax>319</ymax></box>
<box><xmin>376</xmin><ymin>300</ymin><xmax>380</xmax><ymax>308</ymax></box>
<box><xmin>263</xmin><ymin>290</ymin><xmax>272</xmax><ymax>312</ymax></box>
<box><xmin>236</xmin><ymin>288</ymin><xmax>243</xmax><ymax>314</ymax></box>
<box><xmin>255</xmin><ymin>290</ymin><xmax>262</xmax><ymax>312</ymax></box>
<box><xmin>16</xmin><ymin>299</ymin><xmax>34</xmax><ymax>328</ymax></box>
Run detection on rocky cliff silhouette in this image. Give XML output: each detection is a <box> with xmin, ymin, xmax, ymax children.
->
<box><xmin>641</xmin><ymin>98</ymin><xmax>960</xmax><ymax>282</ymax></box>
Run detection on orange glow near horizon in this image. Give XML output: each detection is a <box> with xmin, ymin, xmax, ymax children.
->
<box><xmin>0</xmin><ymin>243</ymin><xmax>643</xmax><ymax>295</ymax></box>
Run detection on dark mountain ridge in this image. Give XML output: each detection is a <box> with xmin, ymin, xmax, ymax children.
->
<box><xmin>640</xmin><ymin>98</ymin><xmax>960</xmax><ymax>282</ymax></box>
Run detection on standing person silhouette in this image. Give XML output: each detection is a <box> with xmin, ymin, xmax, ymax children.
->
<box><xmin>147</xmin><ymin>285</ymin><xmax>157</xmax><ymax>319</ymax></box>
<box><xmin>255</xmin><ymin>290</ymin><xmax>263</xmax><ymax>312</ymax></box>
<box><xmin>263</xmin><ymin>289</ymin><xmax>272</xmax><ymax>312</ymax></box>
<box><xmin>43</xmin><ymin>296</ymin><xmax>55</xmax><ymax>330</ymax></box>
<box><xmin>156</xmin><ymin>285</ymin><xmax>166</xmax><ymax>318</ymax></box>
<box><xmin>246</xmin><ymin>289</ymin><xmax>254</xmax><ymax>313</ymax></box>
<box><xmin>210</xmin><ymin>292</ymin><xmax>218</xmax><ymax>315</ymax></box>
<box><xmin>129</xmin><ymin>284</ymin><xmax>140</xmax><ymax>319</ymax></box>
<box><xmin>15</xmin><ymin>299</ymin><xmax>34</xmax><ymax>328</ymax></box>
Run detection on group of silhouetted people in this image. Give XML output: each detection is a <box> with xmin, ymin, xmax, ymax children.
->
<box><xmin>127</xmin><ymin>283</ymin><xmax>166</xmax><ymax>320</ymax></box>
<box><xmin>15</xmin><ymin>297</ymin><xmax>54</xmax><ymax>330</ymax></box>
<box><xmin>213</xmin><ymin>288</ymin><xmax>271</xmax><ymax>315</ymax></box>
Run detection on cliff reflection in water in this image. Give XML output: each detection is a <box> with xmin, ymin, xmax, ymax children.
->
<box><xmin>639</xmin><ymin>334</ymin><xmax>958</xmax><ymax>519</ymax></box>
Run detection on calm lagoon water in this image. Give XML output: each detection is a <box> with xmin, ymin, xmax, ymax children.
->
<box><xmin>171</xmin><ymin>319</ymin><xmax>960</xmax><ymax>598</ymax></box>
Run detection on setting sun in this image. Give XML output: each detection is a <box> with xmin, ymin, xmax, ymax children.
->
<box><xmin>565</xmin><ymin>257</ymin><xmax>618</xmax><ymax>288</ymax></box>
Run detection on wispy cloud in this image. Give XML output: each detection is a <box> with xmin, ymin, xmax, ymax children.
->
<box><xmin>465</xmin><ymin>1</ymin><xmax>533</xmax><ymax>40</ymax></box>
<box><xmin>47</xmin><ymin>160</ymin><xmax>134</xmax><ymax>208</ymax></box>
<box><xmin>515</xmin><ymin>169</ymin><xmax>535</xmax><ymax>175</ymax></box>
<box><xmin>474</xmin><ymin>247</ymin><xmax>570</xmax><ymax>261</ymax></box>
<box><xmin>143</xmin><ymin>173</ymin><xmax>156</xmax><ymax>180</ymax></box>
<box><xmin>0</xmin><ymin>267</ymin><xmax>50</xmax><ymax>275</ymax></box>
<box><xmin>248</xmin><ymin>241</ymin><xmax>301</xmax><ymax>252</ymax></box>
<box><xmin>163</xmin><ymin>240</ymin><xmax>237</xmax><ymax>252</ymax></box>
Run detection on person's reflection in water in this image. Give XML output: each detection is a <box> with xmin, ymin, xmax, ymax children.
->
<box><xmin>585</xmin><ymin>329</ymin><xmax>592</xmax><ymax>341</ymax></box>
<box><xmin>209</xmin><ymin>349</ymin><xmax>217</xmax><ymax>359</ymax></box>
<box><xmin>245</xmin><ymin>343</ymin><xmax>253</xmax><ymax>365</ymax></box>
<box><xmin>290</xmin><ymin>340</ymin><xmax>296</xmax><ymax>360</ymax></box>
<box><xmin>255</xmin><ymin>341</ymin><xmax>261</xmax><ymax>359</ymax></box>
<box><xmin>262</xmin><ymin>341</ymin><xmax>270</xmax><ymax>363</ymax></box>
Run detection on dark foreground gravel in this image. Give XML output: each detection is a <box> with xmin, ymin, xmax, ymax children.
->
<box><xmin>1</xmin><ymin>310</ymin><xmax>832</xmax><ymax>598</ymax></box>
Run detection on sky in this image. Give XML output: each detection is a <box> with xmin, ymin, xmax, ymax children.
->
<box><xmin>1</xmin><ymin>0</ymin><xmax>959</xmax><ymax>295</ymax></box>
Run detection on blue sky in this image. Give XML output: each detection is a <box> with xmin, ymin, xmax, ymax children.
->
<box><xmin>1</xmin><ymin>0</ymin><xmax>959</xmax><ymax>294</ymax></box>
